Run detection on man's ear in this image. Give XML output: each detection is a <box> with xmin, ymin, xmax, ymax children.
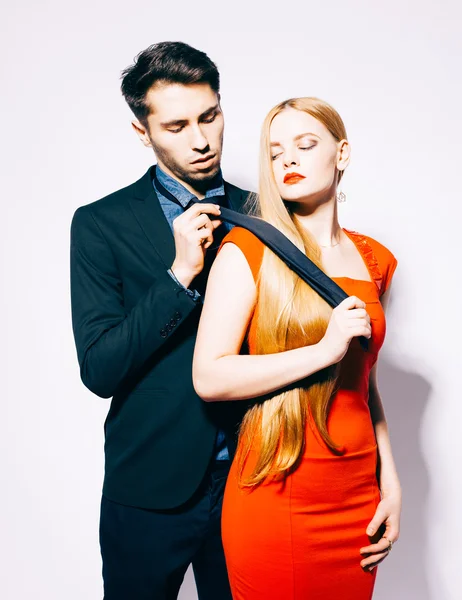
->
<box><xmin>131</xmin><ymin>119</ymin><xmax>152</xmax><ymax>148</ymax></box>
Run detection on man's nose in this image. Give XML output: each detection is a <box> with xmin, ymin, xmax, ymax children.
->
<box><xmin>190</xmin><ymin>125</ymin><xmax>209</xmax><ymax>153</ymax></box>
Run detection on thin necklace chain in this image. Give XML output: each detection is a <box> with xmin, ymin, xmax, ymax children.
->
<box><xmin>319</xmin><ymin>239</ymin><xmax>341</xmax><ymax>248</ymax></box>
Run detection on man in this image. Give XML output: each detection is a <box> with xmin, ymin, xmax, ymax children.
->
<box><xmin>70</xmin><ymin>41</ymin><xmax>252</xmax><ymax>599</ymax></box>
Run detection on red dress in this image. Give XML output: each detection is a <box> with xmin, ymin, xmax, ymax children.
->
<box><xmin>218</xmin><ymin>227</ymin><xmax>398</xmax><ymax>600</ymax></box>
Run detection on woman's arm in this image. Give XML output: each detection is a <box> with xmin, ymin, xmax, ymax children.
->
<box><xmin>369</xmin><ymin>368</ymin><xmax>402</xmax><ymax>498</ymax></box>
<box><xmin>370</xmin><ymin>286</ymin><xmax>402</xmax><ymax>498</ymax></box>
<box><xmin>193</xmin><ymin>242</ymin><xmax>332</xmax><ymax>402</ymax></box>
<box><xmin>360</xmin><ymin>284</ymin><xmax>402</xmax><ymax>570</ymax></box>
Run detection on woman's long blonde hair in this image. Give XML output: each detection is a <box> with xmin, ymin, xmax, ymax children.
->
<box><xmin>238</xmin><ymin>97</ymin><xmax>348</xmax><ymax>488</ymax></box>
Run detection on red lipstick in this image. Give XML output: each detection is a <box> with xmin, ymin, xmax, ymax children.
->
<box><xmin>283</xmin><ymin>172</ymin><xmax>306</xmax><ymax>185</ymax></box>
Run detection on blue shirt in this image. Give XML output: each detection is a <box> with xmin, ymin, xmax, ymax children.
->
<box><xmin>153</xmin><ymin>165</ymin><xmax>230</xmax><ymax>461</ymax></box>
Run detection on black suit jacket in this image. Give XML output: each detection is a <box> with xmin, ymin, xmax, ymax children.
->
<box><xmin>70</xmin><ymin>166</ymin><xmax>252</xmax><ymax>509</ymax></box>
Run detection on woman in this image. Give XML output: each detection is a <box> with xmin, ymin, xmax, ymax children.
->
<box><xmin>193</xmin><ymin>97</ymin><xmax>402</xmax><ymax>599</ymax></box>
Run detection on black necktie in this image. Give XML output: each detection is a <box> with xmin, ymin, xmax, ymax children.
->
<box><xmin>152</xmin><ymin>168</ymin><xmax>368</xmax><ymax>350</ymax></box>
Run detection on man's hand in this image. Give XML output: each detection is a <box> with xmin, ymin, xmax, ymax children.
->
<box><xmin>170</xmin><ymin>203</ymin><xmax>222</xmax><ymax>289</ymax></box>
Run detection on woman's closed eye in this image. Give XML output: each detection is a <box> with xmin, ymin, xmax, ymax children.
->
<box><xmin>272</xmin><ymin>144</ymin><xmax>316</xmax><ymax>160</ymax></box>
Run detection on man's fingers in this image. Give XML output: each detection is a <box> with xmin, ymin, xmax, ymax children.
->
<box><xmin>190</xmin><ymin>213</ymin><xmax>213</xmax><ymax>230</ymax></box>
<box><xmin>173</xmin><ymin>204</ymin><xmax>221</xmax><ymax>230</ymax></box>
<box><xmin>196</xmin><ymin>226</ymin><xmax>213</xmax><ymax>244</ymax></box>
<box><xmin>188</xmin><ymin>203</ymin><xmax>222</xmax><ymax>217</ymax></box>
<box><xmin>190</xmin><ymin>214</ymin><xmax>223</xmax><ymax>232</ymax></box>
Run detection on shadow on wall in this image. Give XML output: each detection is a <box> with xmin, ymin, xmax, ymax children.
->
<box><xmin>374</xmin><ymin>357</ymin><xmax>433</xmax><ymax>600</ymax></box>
<box><xmin>178</xmin><ymin>358</ymin><xmax>434</xmax><ymax>600</ymax></box>
<box><xmin>178</xmin><ymin>567</ymin><xmax>197</xmax><ymax>600</ymax></box>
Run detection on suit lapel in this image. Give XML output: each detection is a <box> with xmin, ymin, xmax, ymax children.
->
<box><xmin>128</xmin><ymin>167</ymin><xmax>176</xmax><ymax>267</ymax></box>
<box><xmin>127</xmin><ymin>167</ymin><xmax>252</xmax><ymax>268</ymax></box>
<box><xmin>225</xmin><ymin>182</ymin><xmax>251</xmax><ymax>214</ymax></box>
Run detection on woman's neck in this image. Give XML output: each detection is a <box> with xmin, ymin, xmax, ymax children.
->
<box><xmin>292</xmin><ymin>197</ymin><xmax>342</xmax><ymax>247</ymax></box>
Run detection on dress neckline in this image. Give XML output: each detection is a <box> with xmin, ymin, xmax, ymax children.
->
<box><xmin>327</xmin><ymin>228</ymin><xmax>383</xmax><ymax>292</ymax></box>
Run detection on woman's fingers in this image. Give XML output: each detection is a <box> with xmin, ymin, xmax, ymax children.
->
<box><xmin>365</xmin><ymin>502</ymin><xmax>390</xmax><ymax>538</ymax></box>
<box><xmin>360</xmin><ymin>536</ymin><xmax>391</xmax><ymax>556</ymax></box>
<box><xmin>346</xmin><ymin>308</ymin><xmax>370</xmax><ymax>323</ymax></box>
<box><xmin>361</xmin><ymin>551</ymin><xmax>389</xmax><ymax>571</ymax></box>
<box><xmin>347</xmin><ymin>318</ymin><xmax>371</xmax><ymax>330</ymax></box>
<box><xmin>338</xmin><ymin>296</ymin><xmax>366</xmax><ymax>310</ymax></box>
<box><xmin>360</xmin><ymin>536</ymin><xmax>392</xmax><ymax>569</ymax></box>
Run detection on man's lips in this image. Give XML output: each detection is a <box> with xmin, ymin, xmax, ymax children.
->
<box><xmin>191</xmin><ymin>154</ymin><xmax>215</xmax><ymax>165</ymax></box>
<box><xmin>284</xmin><ymin>172</ymin><xmax>306</xmax><ymax>184</ymax></box>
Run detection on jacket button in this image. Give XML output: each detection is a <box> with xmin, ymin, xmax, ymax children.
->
<box><xmin>174</xmin><ymin>311</ymin><xmax>181</xmax><ymax>320</ymax></box>
<box><xmin>170</xmin><ymin>319</ymin><xmax>176</xmax><ymax>327</ymax></box>
<box><xmin>160</xmin><ymin>329</ymin><xmax>168</xmax><ymax>338</ymax></box>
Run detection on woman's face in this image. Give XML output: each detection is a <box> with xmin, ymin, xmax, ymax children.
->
<box><xmin>269</xmin><ymin>107</ymin><xmax>348</xmax><ymax>205</ymax></box>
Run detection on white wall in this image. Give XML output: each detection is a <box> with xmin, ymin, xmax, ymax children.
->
<box><xmin>2</xmin><ymin>1</ymin><xmax>461</xmax><ymax>599</ymax></box>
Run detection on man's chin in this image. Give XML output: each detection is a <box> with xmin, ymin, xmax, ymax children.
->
<box><xmin>188</xmin><ymin>163</ymin><xmax>221</xmax><ymax>182</ymax></box>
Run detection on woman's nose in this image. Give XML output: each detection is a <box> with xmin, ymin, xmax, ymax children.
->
<box><xmin>283</xmin><ymin>151</ymin><xmax>299</xmax><ymax>168</ymax></box>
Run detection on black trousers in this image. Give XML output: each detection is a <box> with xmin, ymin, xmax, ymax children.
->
<box><xmin>100</xmin><ymin>459</ymin><xmax>232</xmax><ymax>600</ymax></box>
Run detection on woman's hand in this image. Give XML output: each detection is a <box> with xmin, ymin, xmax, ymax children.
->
<box><xmin>359</xmin><ymin>491</ymin><xmax>402</xmax><ymax>571</ymax></box>
<box><xmin>319</xmin><ymin>296</ymin><xmax>372</xmax><ymax>366</ymax></box>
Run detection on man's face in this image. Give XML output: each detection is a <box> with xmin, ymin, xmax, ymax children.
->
<box><xmin>134</xmin><ymin>82</ymin><xmax>224</xmax><ymax>188</ymax></box>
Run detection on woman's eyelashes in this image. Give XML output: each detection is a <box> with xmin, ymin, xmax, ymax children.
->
<box><xmin>271</xmin><ymin>143</ymin><xmax>316</xmax><ymax>160</ymax></box>
<box><xmin>299</xmin><ymin>143</ymin><xmax>316</xmax><ymax>151</ymax></box>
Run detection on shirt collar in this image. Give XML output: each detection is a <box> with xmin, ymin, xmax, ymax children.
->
<box><xmin>155</xmin><ymin>165</ymin><xmax>225</xmax><ymax>208</ymax></box>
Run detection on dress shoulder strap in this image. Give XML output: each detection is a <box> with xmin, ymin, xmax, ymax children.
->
<box><xmin>218</xmin><ymin>226</ymin><xmax>265</xmax><ymax>282</ymax></box>
<box><xmin>343</xmin><ymin>228</ymin><xmax>383</xmax><ymax>293</ymax></box>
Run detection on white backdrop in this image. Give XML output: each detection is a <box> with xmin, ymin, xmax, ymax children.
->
<box><xmin>2</xmin><ymin>1</ymin><xmax>461</xmax><ymax>599</ymax></box>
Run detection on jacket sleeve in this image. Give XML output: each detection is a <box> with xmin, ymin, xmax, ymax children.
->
<box><xmin>70</xmin><ymin>206</ymin><xmax>200</xmax><ymax>398</ymax></box>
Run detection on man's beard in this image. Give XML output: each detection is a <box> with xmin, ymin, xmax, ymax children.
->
<box><xmin>150</xmin><ymin>138</ymin><xmax>222</xmax><ymax>193</ymax></box>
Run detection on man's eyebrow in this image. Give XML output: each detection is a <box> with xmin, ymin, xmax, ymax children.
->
<box><xmin>270</xmin><ymin>132</ymin><xmax>321</xmax><ymax>147</ymax></box>
<box><xmin>199</xmin><ymin>104</ymin><xmax>219</xmax><ymax>119</ymax></box>
<box><xmin>160</xmin><ymin>104</ymin><xmax>219</xmax><ymax>128</ymax></box>
<box><xmin>161</xmin><ymin>118</ymin><xmax>188</xmax><ymax>128</ymax></box>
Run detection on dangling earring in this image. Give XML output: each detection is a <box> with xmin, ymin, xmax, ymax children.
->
<box><xmin>336</xmin><ymin>190</ymin><xmax>346</xmax><ymax>203</ymax></box>
<box><xmin>336</xmin><ymin>168</ymin><xmax>346</xmax><ymax>202</ymax></box>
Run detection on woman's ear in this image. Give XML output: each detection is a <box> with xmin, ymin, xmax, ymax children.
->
<box><xmin>337</xmin><ymin>139</ymin><xmax>351</xmax><ymax>173</ymax></box>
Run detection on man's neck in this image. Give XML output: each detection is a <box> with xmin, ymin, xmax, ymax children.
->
<box><xmin>156</xmin><ymin>162</ymin><xmax>221</xmax><ymax>200</ymax></box>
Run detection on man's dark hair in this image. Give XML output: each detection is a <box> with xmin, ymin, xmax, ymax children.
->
<box><xmin>121</xmin><ymin>41</ymin><xmax>220</xmax><ymax>126</ymax></box>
